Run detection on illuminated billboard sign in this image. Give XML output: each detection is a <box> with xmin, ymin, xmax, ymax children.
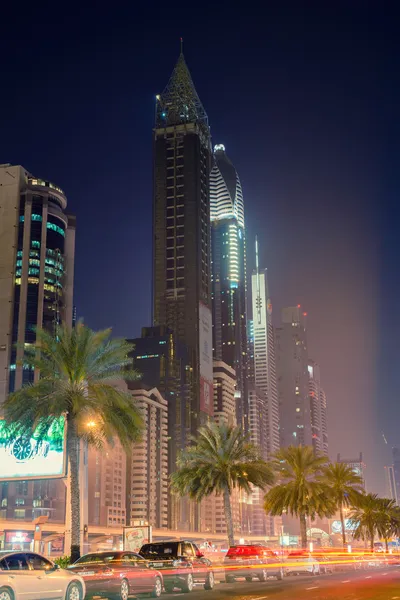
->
<box><xmin>0</xmin><ymin>418</ymin><xmax>67</xmax><ymax>481</ymax></box>
<box><xmin>199</xmin><ymin>302</ymin><xmax>213</xmax><ymax>417</ymax></box>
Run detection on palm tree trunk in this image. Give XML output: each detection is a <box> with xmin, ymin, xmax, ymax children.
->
<box><xmin>385</xmin><ymin>538</ymin><xmax>389</xmax><ymax>553</ymax></box>
<box><xmin>222</xmin><ymin>487</ymin><xmax>235</xmax><ymax>547</ymax></box>
<box><xmin>369</xmin><ymin>526</ymin><xmax>374</xmax><ymax>552</ymax></box>
<box><xmin>339</xmin><ymin>503</ymin><xmax>346</xmax><ymax>546</ymax></box>
<box><xmin>67</xmin><ymin>416</ymin><xmax>80</xmax><ymax>562</ymax></box>
<box><xmin>299</xmin><ymin>513</ymin><xmax>307</xmax><ymax>549</ymax></box>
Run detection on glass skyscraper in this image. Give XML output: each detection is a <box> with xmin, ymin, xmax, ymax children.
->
<box><xmin>210</xmin><ymin>145</ymin><xmax>248</xmax><ymax>430</ymax></box>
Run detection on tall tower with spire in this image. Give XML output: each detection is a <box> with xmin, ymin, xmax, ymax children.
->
<box><xmin>153</xmin><ymin>51</ymin><xmax>212</xmax><ymax>529</ymax></box>
<box><xmin>210</xmin><ymin>144</ymin><xmax>248</xmax><ymax>431</ymax></box>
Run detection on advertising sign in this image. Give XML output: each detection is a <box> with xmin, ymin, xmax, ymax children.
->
<box><xmin>123</xmin><ymin>526</ymin><xmax>152</xmax><ymax>553</ymax></box>
<box><xmin>331</xmin><ymin>519</ymin><xmax>357</xmax><ymax>534</ymax></box>
<box><xmin>199</xmin><ymin>302</ymin><xmax>213</xmax><ymax>416</ymax></box>
<box><xmin>0</xmin><ymin>417</ymin><xmax>66</xmax><ymax>481</ymax></box>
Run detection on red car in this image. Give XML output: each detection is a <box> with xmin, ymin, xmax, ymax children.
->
<box><xmin>68</xmin><ymin>551</ymin><xmax>163</xmax><ymax>599</ymax></box>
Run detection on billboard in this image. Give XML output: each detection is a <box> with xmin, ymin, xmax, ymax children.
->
<box><xmin>123</xmin><ymin>526</ymin><xmax>152</xmax><ymax>552</ymax></box>
<box><xmin>199</xmin><ymin>302</ymin><xmax>213</xmax><ymax>416</ymax></box>
<box><xmin>0</xmin><ymin>417</ymin><xmax>67</xmax><ymax>481</ymax></box>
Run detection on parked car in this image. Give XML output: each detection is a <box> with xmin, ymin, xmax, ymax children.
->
<box><xmin>69</xmin><ymin>550</ymin><xmax>163</xmax><ymax>599</ymax></box>
<box><xmin>139</xmin><ymin>540</ymin><xmax>214</xmax><ymax>593</ymax></box>
<box><xmin>224</xmin><ymin>544</ymin><xmax>285</xmax><ymax>582</ymax></box>
<box><xmin>285</xmin><ymin>550</ymin><xmax>320</xmax><ymax>575</ymax></box>
<box><xmin>0</xmin><ymin>551</ymin><xmax>85</xmax><ymax>600</ymax></box>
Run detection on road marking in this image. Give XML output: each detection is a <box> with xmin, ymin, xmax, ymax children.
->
<box><xmin>365</xmin><ymin>575</ymin><xmax>372</xmax><ymax>579</ymax></box>
<box><xmin>391</xmin><ymin>597</ymin><xmax>400</xmax><ymax>599</ymax></box>
<box><xmin>341</xmin><ymin>580</ymin><xmax>351</xmax><ymax>583</ymax></box>
<box><xmin>306</xmin><ymin>586</ymin><xmax>319</xmax><ymax>590</ymax></box>
<box><xmin>382</xmin><ymin>572</ymin><xmax>388</xmax><ymax>575</ymax></box>
<box><xmin>256</xmin><ymin>596</ymin><xmax>270</xmax><ymax>599</ymax></box>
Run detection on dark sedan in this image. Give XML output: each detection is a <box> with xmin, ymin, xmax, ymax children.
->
<box><xmin>68</xmin><ymin>551</ymin><xmax>163</xmax><ymax>599</ymax></box>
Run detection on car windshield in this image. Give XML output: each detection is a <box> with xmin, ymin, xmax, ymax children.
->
<box><xmin>140</xmin><ymin>543</ymin><xmax>179</xmax><ymax>558</ymax></box>
<box><xmin>74</xmin><ymin>553</ymin><xmax>124</xmax><ymax>564</ymax></box>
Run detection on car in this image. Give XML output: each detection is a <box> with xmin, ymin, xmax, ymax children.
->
<box><xmin>0</xmin><ymin>551</ymin><xmax>85</xmax><ymax>600</ymax></box>
<box><xmin>69</xmin><ymin>550</ymin><xmax>163</xmax><ymax>599</ymax></box>
<box><xmin>223</xmin><ymin>544</ymin><xmax>285</xmax><ymax>582</ymax></box>
<box><xmin>139</xmin><ymin>540</ymin><xmax>215</xmax><ymax>593</ymax></box>
<box><xmin>285</xmin><ymin>550</ymin><xmax>320</xmax><ymax>575</ymax></box>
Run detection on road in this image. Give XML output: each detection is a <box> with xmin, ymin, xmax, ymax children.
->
<box><xmin>161</xmin><ymin>565</ymin><xmax>400</xmax><ymax>600</ymax></box>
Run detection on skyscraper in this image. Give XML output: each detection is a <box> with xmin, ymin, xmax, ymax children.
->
<box><xmin>250</xmin><ymin>240</ymin><xmax>280</xmax><ymax>458</ymax></box>
<box><xmin>392</xmin><ymin>447</ymin><xmax>400</xmax><ymax>502</ymax></box>
<box><xmin>384</xmin><ymin>465</ymin><xmax>398</xmax><ymax>504</ymax></box>
<box><xmin>210</xmin><ymin>144</ymin><xmax>247</xmax><ymax>430</ymax></box>
<box><xmin>308</xmin><ymin>360</ymin><xmax>328</xmax><ymax>455</ymax></box>
<box><xmin>153</xmin><ymin>51</ymin><xmax>212</xmax><ymax>423</ymax></box>
<box><xmin>275</xmin><ymin>307</ymin><xmax>312</xmax><ymax>449</ymax></box>
<box><xmin>0</xmin><ymin>163</ymin><xmax>75</xmax><ymax>524</ymax></box>
<box><xmin>152</xmin><ymin>52</ymin><xmax>212</xmax><ymax>530</ymax></box>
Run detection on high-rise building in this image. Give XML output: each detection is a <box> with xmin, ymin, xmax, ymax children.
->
<box><xmin>392</xmin><ymin>447</ymin><xmax>400</xmax><ymax>502</ymax></box>
<box><xmin>0</xmin><ymin>163</ymin><xmax>75</xmax><ymax>524</ymax></box>
<box><xmin>337</xmin><ymin>453</ymin><xmax>366</xmax><ymax>489</ymax></box>
<box><xmin>153</xmin><ymin>51</ymin><xmax>213</xmax><ymax>437</ymax></box>
<box><xmin>308</xmin><ymin>360</ymin><xmax>328</xmax><ymax>455</ymax></box>
<box><xmin>88</xmin><ymin>440</ymin><xmax>127</xmax><ymax>528</ymax></box>
<box><xmin>0</xmin><ymin>163</ymin><xmax>75</xmax><ymax>399</ymax></box>
<box><xmin>212</xmin><ymin>360</ymin><xmax>237</xmax><ymax>427</ymax></box>
<box><xmin>210</xmin><ymin>144</ymin><xmax>248</xmax><ymax>430</ymax></box>
<box><xmin>384</xmin><ymin>465</ymin><xmax>398</xmax><ymax>504</ymax></box>
<box><xmin>275</xmin><ymin>307</ymin><xmax>312</xmax><ymax>449</ymax></box>
<box><xmin>202</xmin><ymin>360</ymin><xmax>240</xmax><ymax>535</ymax></box>
<box><xmin>250</xmin><ymin>240</ymin><xmax>280</xmax><ymax>457</ymax></box>
<box><xmin>129</xmin><ymin>326</ymin><xmax>190</xmax><ymax>529</ymax></box>
<box><xmin>125</xmin><ymin>384</ymin><xmax>169</xmax><ymax>529</ymax></box>
<box><xmin>248</xmin><ymin>241</ymin><xmax>280</xmax><ymax>536</ymax></box>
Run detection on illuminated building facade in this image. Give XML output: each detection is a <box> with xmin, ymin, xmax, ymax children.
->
<box><xmin>88</xmin><ymin>440</ymin><xmax>127</xmax><ymax>528</ymax></box>
<box><xmin>210</xmin><ymin>145</ymin><xmax>248</xmax><ymax>430</ymax></box>
<box><xmin>250</xmin><ymin>241</ymin><xmax>280</xmax><ymax>457</ymax></box>
<box><xmin>153</xmin><ymin>51</ymin><xmax>213</xmax><ymax>440</ymax></box>
<box><xmin>393</xmin><ymin>447</ymin><xmax>400</xmax><ymax>504</ymax></box>
<box><xmin>125</xmin><ymin>385</ymin><xmax>169</xmax><ymax>529</ymax></box>
<box><xmin>0</xmin><ymin>163</ymin><xmax>75</xmax><ymax>525</ymax></box>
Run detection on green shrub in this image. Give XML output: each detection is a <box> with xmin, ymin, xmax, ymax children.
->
<box><xmin>54</xmin><ymin>556</ymin><xmax>71</xmax><ymax>569</ymax></box>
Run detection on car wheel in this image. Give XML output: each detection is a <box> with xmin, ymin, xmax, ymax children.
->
<box><xmin>0</xmin><ymin>587</ymin><xmax>14</xmax><ymax>600</ymax></box>
<box><xmin>204</xmin><ymin>571</ymin><xmax>215</xmax><ymax>590</ymax></box>
<box><xmin>164</xmin><ymin>582</ymin><xmax>175</xmax><ymax>593</ymax></box>
<box><xmin>276</xmin><ymin>567</ymin><xmax>284</xmax><ymax>580</ymax></box>
<box><xmin>151</xmin><ymin>576</ymin><xmax>162</xmax><ymax>598</ymax></box>
<box><xmin>258</xmin><ymin>568</ymin><xmax>268</xmax><ymax>582</ymax></box>
<box><xmin>65</xmin><ymin>582</ymin><xmax>82</xmax><ymax>600</ymax></box>
<box><xmin>181</xmin><ymin>573</ymin><xmax>194</xmax><ymax>593</ymax></box>
<box><xmin>118</xmin><ymin>579</ymin><xmax>129</xmax><ymax>600</ymax></box>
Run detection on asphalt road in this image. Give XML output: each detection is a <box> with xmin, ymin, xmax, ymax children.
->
<box><xmin>161</xmin><ymin>565</ymin><xmax>400</xmax><ymax>600</ymax></box>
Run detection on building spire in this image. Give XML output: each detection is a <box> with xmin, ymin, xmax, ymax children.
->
<box><xmin>155</xmin><ymin>50</ymin><xmax>208</xmax><ymax>132</ymax></box>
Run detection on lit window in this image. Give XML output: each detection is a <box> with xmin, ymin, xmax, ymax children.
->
<box><xmin>296</xmin><ymin>408</ymin><xmax>300</xmax><ymax>412</ymax></box>
<box><xmin>46</xmin><ymin>222</ymin><xmax>65</xmax><ymax>237</ymax></box>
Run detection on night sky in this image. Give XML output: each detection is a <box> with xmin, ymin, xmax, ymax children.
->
<box><xmin>1</xmin><ymin>2</ymin><xmax>398</xmax><ymax>493</ymax></box>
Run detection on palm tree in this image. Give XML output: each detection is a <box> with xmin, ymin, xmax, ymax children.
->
<box><xmin>375</xmin><ymin>498</ymin><xmax>400</xmax><ymax>552</ymax></box>
<box><xmin>321</xmin><ymin>462</ymin><xmax>364</xmax><ymax>546</ymax></box>
<box><xmin>264</xmin><ymin>446</ymin><xmax>333</xmax><ymax>548</ymax></box>
<box><xmin>170</xmin><ymin>422</ymin><xmax>274</xmax><ymax>546</ymax></box>
<box><xmin>349</xmin><ymin>493</ymin><xmax>381</xmax><ymax>551</ymax></box>
<box><xmin>2</xmin><ymin>322</ymin><xmax>143</xmax><ymax>563</ymax></box>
